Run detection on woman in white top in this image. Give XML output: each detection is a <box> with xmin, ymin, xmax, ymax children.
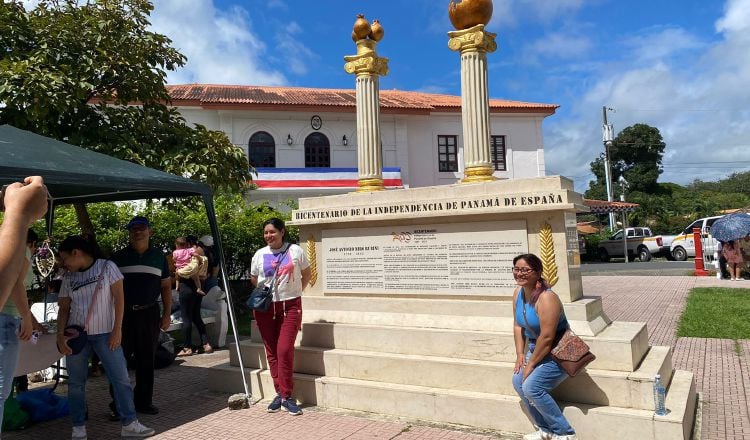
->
<box><xmin>250</xmin><ymin>218</ymin><xmax>311</xmax><ymax>416</ymax></box>
<box><xmin>56</xmin><ymin>235</ymin><xmax>154</xmax><ymax>440</ymax></box>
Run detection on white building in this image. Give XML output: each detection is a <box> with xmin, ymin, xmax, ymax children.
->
<box><xmin>167</xmin><ymin>84</ymin><xmax>557</xmax><ymax>201</ymax></box>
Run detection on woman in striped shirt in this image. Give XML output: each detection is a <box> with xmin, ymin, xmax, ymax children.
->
<box><xmin>56</xmin><ymin>235</ymin><xmax>155</xmax><ymax>440</ymax></box>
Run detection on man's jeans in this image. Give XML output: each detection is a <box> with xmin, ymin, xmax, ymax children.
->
<box><xmin>66</xmin><ymin>333</ymin><xmax>137</xmax><ymax>426</ymax></box>
<box><xmin>0</xmin><ymin>313</ymin><xmax>21</xmax><ymax>429</ymax></box>
<box><xmin>512</xmin><ymin>348</ymin><xmax>576</xmax><ymax>436</ymax></box>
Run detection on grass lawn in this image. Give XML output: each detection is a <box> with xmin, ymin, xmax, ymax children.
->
<box><xmin>678</xmin><ymin>287</ymin><xmax>750</xmax><ymax>339</ymax></box>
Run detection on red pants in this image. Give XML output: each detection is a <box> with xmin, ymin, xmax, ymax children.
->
<box><xmin>253</xmin><ymin>296</ymin><xmax>301</xmax><ymax>398</ymax></box>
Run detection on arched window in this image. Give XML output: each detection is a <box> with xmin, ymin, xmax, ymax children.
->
<box><xmin>248</xmin><ymin>131</ymin><xmax>275</xmax><ymax>168</ymax></box>
<box><xmin>304</xmin><ymin>132</ymin><xmax>330</xmax><ymax>168</ymax></box>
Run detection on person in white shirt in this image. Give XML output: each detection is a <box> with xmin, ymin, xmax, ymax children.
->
<box><xmin>56</xmin><ymin>235</ymin><xmax>155</xmax><ymax>440</ymax></box>
<box><xmin>0</xmin><ymin>176</ymin><xmax>48</xmax><ymax>429</ymax></box>
<box><xmin>250</xmin><ymin>218</ymin><xmax>311</xmax><ymax>416</ymax></box>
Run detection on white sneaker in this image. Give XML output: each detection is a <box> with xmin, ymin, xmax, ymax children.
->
<box><xmin>552</xmin><ymin>435</ymin><xmax>578</xmax><ymax>440</ymax></box>
<box><xmin>523</xmin><ymin>430</ymin><xmax>552</xmax><ymax>440</ymax></box>
<box><xmin>121</xmin><ymin>420</ymin><xmax>155</xmax><ymax>438</ymax></box>
<box><xmin>72</xmin><ymin>425</ymin><xmax>87</xmax><ymax>440</ymax></box>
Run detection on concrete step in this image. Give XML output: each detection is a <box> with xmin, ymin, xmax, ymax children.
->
<box><xmin>230</xmin><ymin>339</ymin><xmax>672</xmax><ymax>410</ymax></box>
<box><xmin>207</xmin><ymin>362</ymin><xmax>697</xmax><ymax>440</ymax></box>
<box><xmin>249</xmin><ymin>319</ymin><xmax>649</xmax><ymax>372</ymax></box>
<box><xmin>302</xmin><ymin>295</ymin><xmax>611</xmax><ymax>336</ymax></box>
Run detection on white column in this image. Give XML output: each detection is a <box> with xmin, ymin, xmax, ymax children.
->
<box><xmin>355</xmin><ymin>74</ymin><xmax>383</xmax><ymax>184</ymax></box>
<box><xmin>460</xmin><ymin>50</ymin><xmax>492</xmax><ymax>170</ymax></box>
<box><xmin>448</xmin><ymin>24</ymin><xmax>497</xmax><ymax>183</ymax></box>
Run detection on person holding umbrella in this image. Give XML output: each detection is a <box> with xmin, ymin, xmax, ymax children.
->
<box><xmin>711</xmin><ymin>213</ymin><xmax>750</xmax><ymax>280</ymax></box>
<box><xmin>723</xmin><ymin>240</ymin><xmax>744</xmax><ymax>281</ymax></box>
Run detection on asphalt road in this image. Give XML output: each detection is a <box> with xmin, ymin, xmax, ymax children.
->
<box><xmin>581</xmin><ymin>259</ymin><xmax>698</xmax><ymax>276</ymax></box>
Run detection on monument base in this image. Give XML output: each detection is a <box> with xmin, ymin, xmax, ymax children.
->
<box><xmin>210</xmin><ymin>177</ymin><xmax>697</xmax><ymax>439</ymax></box>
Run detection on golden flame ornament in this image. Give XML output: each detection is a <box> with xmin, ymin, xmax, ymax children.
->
<box><xmin>539</xmin><ymin>222</ymin><xmax>559</xmax><ymax>287</ymax></box>
<box><xmin>306</xmin><ymin>236</ymin><xmax>318</xmax><ymax>287</ymax></box>
<box><xmin>34</xmin><ymin>239</ymin><xmax>57</xmax><ymax>279</ymax></box>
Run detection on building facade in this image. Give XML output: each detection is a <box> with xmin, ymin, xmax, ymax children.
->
<box><xmin>167</xmin><ymin>84</ymin><xmax>558</xmax><ymax>201</ymax></box>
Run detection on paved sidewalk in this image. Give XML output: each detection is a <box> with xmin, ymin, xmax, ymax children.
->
<box><xmin>6</xmin><ymin>276</ymin><xmax>748</xmax><ymax>439</ymax></box>
<box><xmin>590</xmin><ymin>275</ymin><xmax>750</xmax><ymax>440</ymax></box>
<box><xmin>5</xmin><ymin>346</ymin><xmax>513</xmax><ymax>440</ymax></box>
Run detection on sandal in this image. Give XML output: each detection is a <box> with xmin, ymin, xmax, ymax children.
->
<box><xmin>202</xmin><ymin>343</ymin><xmax>214</xmax><ymax>354</ymax></box>
<box><xmin>177</xmin><ymin>348</ymin><xmax>193</xmax><ymax>357</ymax></box>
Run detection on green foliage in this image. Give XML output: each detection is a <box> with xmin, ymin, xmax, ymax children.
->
<box><xmin>585</xmin><ymin>123</ymin><xmax>665</xmax><ymax>199</ymax></box>
<box><xmin>678</xmin><ymin>287</ymin><xmax>750</xmax><ymax>339</ymax></box>
<box><xmin>0</xmin><ymin>0</ymin><xmax>252</xmax><ymax>193</ymax></box>
<box><xmin>610</xmin><ymin>124</ymin><xmax>666</xmax><ymax>194</ymax></box>
<box><xmin>41</xmin><ymin>195</ymin><xmax>296</xmax><ymax>280</ymax></box>
<box><xmin>689</xmin><ymin>172</ymin><xmax>750</xmax><ymax>203</ymax></box>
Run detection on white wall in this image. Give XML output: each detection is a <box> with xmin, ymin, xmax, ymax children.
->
<box><xmin>176</xmin><ymin>107</ymin><xmax>549</xmax><ymax>189</ymax></box>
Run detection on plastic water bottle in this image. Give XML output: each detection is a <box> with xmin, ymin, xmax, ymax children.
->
<box><xmin>653</xmin><ymin>374</ymin><xmax>667</xmax><ymax>416</ymax></box>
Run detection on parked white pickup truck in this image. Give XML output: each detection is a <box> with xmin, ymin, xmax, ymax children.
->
<box><xmin>597</xmin><ymin>227</ymin><xmax>672</xmax><ymax>262</ymax></box>
<box><xmin>669</xmin><ymin>215</ymin><xmax>724</xmax><ymax>261</ymax></box>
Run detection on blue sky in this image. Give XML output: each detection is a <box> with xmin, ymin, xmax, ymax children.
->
<box><xmin>146</xmin><ymin>0</ymin><xmax>750</xmax><ymax>192</ymax></box>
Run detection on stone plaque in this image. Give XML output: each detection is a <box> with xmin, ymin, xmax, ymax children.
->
<box><xmin>322</xmin><ymin>220</ymin><xmax>528</xmax><ymax>296</ymax></box>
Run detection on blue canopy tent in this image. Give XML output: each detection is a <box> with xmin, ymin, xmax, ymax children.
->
<box><xmin>0</xmin><ymin>124</ymin><xmax>250</xmax><ymax>399</ymax></box>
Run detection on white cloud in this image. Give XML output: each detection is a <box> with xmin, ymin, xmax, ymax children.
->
<box><xmin>716</xmin><ymin>0</ymin><xmax>750</xmax><ymax>36</ymax></box>
<box><xmin>545</xmin><ymin>0</ymin><xmax>750</xmax><ymax>191</ymax></box>
<box><xmin>526</xmin><ymin>32</ymin><xmax>594</xmax><ymax>60</ymax></box>
<box><xmin>149</xmin><ymin>0</ymin><xmax>286</xmax><ymax>85</ymax></box>
<box><xmin>622</xmin><ymin>27</ymin><xmax>705</xmax><ymax>63</ymax></box>
<box><xmin>274</xmin><ymin>21</ymin><xmax>318</xmax><ymax>76</ymax></box>
<box><xmin>517</xmin><ymin>0</ymin><xmax>586</xmax><ymax>23</ymax></box>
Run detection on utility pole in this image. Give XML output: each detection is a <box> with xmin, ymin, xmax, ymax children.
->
<box><xmin>602</xmin><ymin>106</ymin><xmax>615</xmax><ymax>231</ymax></box>
<box><xmin>620</xmin><ymin>177</ymin><xmax>628</xmax><ymax>264</ymax></box>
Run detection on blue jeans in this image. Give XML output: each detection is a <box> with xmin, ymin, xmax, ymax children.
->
<box><xmin>66</xmin><ymin>332</ymin><xmax>137</xmax><ymax>426</ymax></box>
<box><xmin>0</xmin><ymin>313</ymin><xmax>21</xmax><ymax>429</ymax></box>
<box><xmin>512</xmin><ymin>347</ymin><xmax>575</xmax><ymax>436</ymax></box>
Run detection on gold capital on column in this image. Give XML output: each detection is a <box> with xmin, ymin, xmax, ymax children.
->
<box><xmin>448</xmin><ymin>24</ymin><xmax>497</xmax><ymax>53</ymax></box>
<box><xmin>344</xmin><ymin>40</ymin><xmax>389</xmax><ymax>76</ymax></box>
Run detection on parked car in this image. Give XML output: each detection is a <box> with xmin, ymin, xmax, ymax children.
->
<box><xmin>669</xmin><ymin>215</ymin><xmax>724</xmax><ymax>261</ymax></box>
<box><xmin>597</xmin><ymin>227</ymin><xmax>672</xmax><ymax>262</ymax></box>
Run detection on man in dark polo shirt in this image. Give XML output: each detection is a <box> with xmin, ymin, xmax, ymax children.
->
<box><xmin>109</xmin><ymin>216</ymin><xmax>172</xmax><ymax>418</ymax></box>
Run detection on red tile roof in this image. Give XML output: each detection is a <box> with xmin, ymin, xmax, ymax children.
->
<box><xmin>583</xmin><ymin>199</ymin><xmax>640</xmax><ymax>214</ymax></box>
<box><xmin>166</xmin><ymin>84</ymin><xmax>558</xmax><ymax>115</ymax></box>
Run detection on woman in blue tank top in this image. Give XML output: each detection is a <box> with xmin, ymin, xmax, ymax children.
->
<box><xmin>511</xmin><ymin>253</ymin><xmax>576</xmax><ymax>440</ymax></box>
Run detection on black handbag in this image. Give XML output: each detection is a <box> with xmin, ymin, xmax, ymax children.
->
<box><xmin>246</xmin><ymin>245</ymin><xmax>289</xmax><ymax>312</ymax></box>
<box><xmin>63</xmin><ymin>325</ymin><xmax>88</xmax><ymax>355</ymax></box>
<box><xmin>247</xmin><ymin>285</ymin><xmax>272</xmax><ymax>312</ymax></box>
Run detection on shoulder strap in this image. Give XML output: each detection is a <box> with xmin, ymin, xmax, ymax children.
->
<box><xmin>520</xmin><ymin>294</ymin><xmax>540</xmax><ymax>340</ymax></box>
<box><xmin>83</xmin><ymin>260</ymin><xmax>108</xmax><ymax>331</ymax></box>
<box><xmin>267</xmin><ymin>244</ymin><xmax>290</xmax><ymax>293</ymax></box>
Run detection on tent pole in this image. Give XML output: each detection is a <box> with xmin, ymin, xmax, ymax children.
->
<box><xmin>203</xmin><ymin>195</ymin><xmax>251</xmax><ymax>401</ymax></box>
<box><xmin>42</xmin><ymin>199</ymin><xmax>56</xmax><ymax>322</ymax></box>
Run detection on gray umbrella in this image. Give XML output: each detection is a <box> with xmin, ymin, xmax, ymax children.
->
<box><xmin>710</xmin><ymin>213</ymin><xmax>750</xmax><ymax>242</ymax></box>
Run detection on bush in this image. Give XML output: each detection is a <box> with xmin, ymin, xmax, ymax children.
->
<box><xmin>42</xmin><ymin>194</ymin><xmax>295</xmax><ymax>280</ymax></box>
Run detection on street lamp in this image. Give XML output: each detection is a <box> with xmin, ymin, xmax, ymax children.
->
<box><xmin>619</xmin><ymin>175</ymin><xmax>628</xmax><ymax>264</ymax></box>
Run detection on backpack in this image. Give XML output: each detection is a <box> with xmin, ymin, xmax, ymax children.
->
<box><xmin>2</xmin><ymin>387</ymin><xmax>30</xmax><ymax>432</ymax></box>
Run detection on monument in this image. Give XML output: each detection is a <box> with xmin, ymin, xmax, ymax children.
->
<box><xmin>209</xmin><ymin>4</ymin><xmax>697</xmax><ymax>438</ymax></box>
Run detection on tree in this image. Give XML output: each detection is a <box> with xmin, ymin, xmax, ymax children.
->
<box><xmin>584</xmin><ymin>154</ymin><xmax>608</xmax><ymax>200</ymax></box>
<box><xmin>610</xmin><ymin>124</ymin><xmax>666</xmax><ymax>194</ymax></box>
<box><xmin>584</xmin><ymin>123</ymin><xmax>666</xmax><ymax>199</ymax></box>
<box><xmin>42</xmin><ymin>195</ymin><xmax>297</xmax><ymax>280</ymax></box>
<box><xmin>0</xmin><ymin>0</ymin><xmax>251</xmax><ymax>193</ymax></box>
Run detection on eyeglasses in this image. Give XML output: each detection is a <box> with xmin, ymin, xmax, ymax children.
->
<box><xmin>512</xmin><ymin>267</ymin><xmax>535</xmax><ymax>274</ymax></box>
